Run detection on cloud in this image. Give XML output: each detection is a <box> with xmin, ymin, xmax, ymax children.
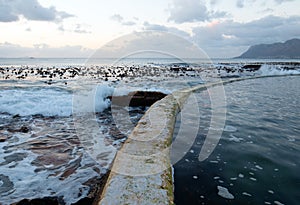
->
<box><xmin>210</xmin><ymin>0</ymin><xmax>220</xmax><ymax>5</ymax></box>
<box><xmin>192</xmin><ymin>15</ymin><xmax>300</xmax><ymax>57</ymax></box>
<box><xmin>143</xmin><ymin>21</ymin><xmax>190</xmax><ymax>39</ymax></box>
<box><xmin>110</xmin><ymin>14</ymin><xmax>136</xmax><ymax>26</ymax></box>
<box><xmin>122</xmin><ymin>21</ymin><xmax>136</xmax><ymax>26</ymax></box>
<box><xmin>236</xmin><ymin>0</ymin><xmax>245</xmax><ymax>8</ymax></box>
<box><xmin>236</xmin><ymin>0</ymin><xmax>293</xmax><ymax>8</ymax></box>
<box><xmin>260</xmin><ymin>8</ymin><xmax>274</xmax><ymax>14</ymax></box>
<box><xmin>0</xmin><ymin>3</ymin><xmax>19</xmax><ymax>22</ymax></box>
<box><xmin>0</xmin><ymin>0</ymin><xmax>73</xmax><ymax>22</ymax></box>
<box><xmin>0</xmin><ymin>42</ymin><xmax>93</xmax><ymax>58</ymax></box>
<box><xmin>236</xmin><ymin>0</ymin><xmax>258</xmax><ymax>8</ymax></box>
<box><xmin>168</xmin><ymin>0</ymin><xmax>227</xmax><ymax>23</ymax></box>
<box><xmin>274</xmin><ymin>0</ymin><xmax>295</xmax><ymax>4</ymax></box>
<box><xmin>89</xmin><ymin>31</ymin><xmax>208</xmax><ymax>59</ymax></box>
<box><xmin>73</xmin><ymin>24</ymin><xmax>91</xmax><ymax>34</ymax></box>
<box><xmin>58</xmin><ymin>23</ymin><xmax>91</xmax><ymax>34</ymax></box>
<box><xmin>110</xmin><ymin>14</ymin><xmax>123</xmax><ymax>22</ymax></box>
<box><xmin>143</xmin><ymin>22</ymin><xmax>168</xmax><ymax>31</ymax></box>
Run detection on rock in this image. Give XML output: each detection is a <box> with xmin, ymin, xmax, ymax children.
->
<box><xmin>59</xmin><ymin>156</ymin><xmax>82</xmax><ymax>180</ymax></box>
<box><xmin>12</xmin><ymin>114</ymin><xmax>20</xmax><ymax>119</ymax></box>
<box><xmin>242</xmin><ymin>64</ymin><xmax>261</xmax><ymax>72</ymax></box>
<box><xmin>20</xmin><ymin>126</ymin><xmax>30</xmax><ymax>133</ymax></box>
<box><xmin>0</xmin><ymin>136</ymin><xmax>8</xmax><ymax>142</ymax></box>
<box><xmin>109</xmin><ymin>91</ymin><xmax>167</xmax><ymax>107</ymax></box>
<box><xmin>7</xmin><ymin>125</ymin><xmax>30</xmax><ymax>133</ymax></box>
<box><xmin>0</xmin><ymin>153</ymin><xmax>28</xmax><ymax>166</ymax></box>
<box><xmin>0</xmin><ymin>174</ymin><xmax>14</xmax><ymax>195</ymax></box>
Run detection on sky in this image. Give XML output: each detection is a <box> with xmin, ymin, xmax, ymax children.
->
<box><xmin>0</xmin><ymin>0</ymin><xmax>299</xmax><ymax>58</ymax></box>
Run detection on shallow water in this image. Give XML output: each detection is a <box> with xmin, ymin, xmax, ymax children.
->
<box><xmin>0</xmin><ymin>108</ymin><xmax>146</xmax><ymax>204</ymax></box>
<box><xmin>173</xmin><ymin>76</ymin><xmax>300</xmax><ymax>205</ymax></box>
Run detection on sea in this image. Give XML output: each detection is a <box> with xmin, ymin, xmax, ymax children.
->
<box><xmin>0</xmin><ymin>57</ymin><xmax>299</xmax><ymax>205</ymax></box>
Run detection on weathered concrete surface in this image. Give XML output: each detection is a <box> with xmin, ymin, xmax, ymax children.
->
<box><xmin>99</xmin><ymin>90</ymin><xmax>191</xmax><ymax>205</ymax></box>
<box><xmin>98</xmin><ymin>78</ymin><xmax>249</xmax><ymax>205</ymax></box>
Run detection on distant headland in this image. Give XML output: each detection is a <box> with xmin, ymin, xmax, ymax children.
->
<box><xmin>236</xmin><ymin>38</ymin><xmax>300</xmax><ymax>59</ymax></box>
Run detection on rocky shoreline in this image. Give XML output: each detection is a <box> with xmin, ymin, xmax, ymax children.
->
<box><xmin>0</xmin><ymin>90</ymin><xmax>168</xmax><ymax>204</ymax></box>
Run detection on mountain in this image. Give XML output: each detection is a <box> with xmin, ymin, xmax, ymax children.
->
<box><xmin>236</xmin><ymin>39</ymin><xmax>300</xmax><ymax>59</ymax></box>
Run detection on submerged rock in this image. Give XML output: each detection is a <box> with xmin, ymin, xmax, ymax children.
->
<box><xmin>0</xmin><ymin>174</ymin><xmax>14</xmax><ymax>195</ymax></box>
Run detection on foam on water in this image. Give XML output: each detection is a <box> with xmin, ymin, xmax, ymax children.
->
<box><xmin>0</xmin><ymin>84</ymin><xmax>116</xmax><ymax>117</ymax></box>
<box><xmin>95</xmin><ymin>84</ymin><xmax>114</xmax><ymax>112</ymax></box>
<box><xmin>0</xmin><ymin>148</ymin><xmax>102</xmax><ymax>205</ymax></box>
<box><xmin>0</xmin><ymin>87</ymin><xmax>73</xmax><ymax>116</ymax></box>
<box><xmin>0</xmin><ymin>82</ymin><xmax>171</xmax><ymax>117</ymax></box>
<box><xmin>217</xmin><ymin>186</ymin><xmax>234</xmax><ymax>199</ymax></box>
<box><xmin>223</xmin><ymin>125</ymin><xmax>238</xmax><ymax>132</ymax></box>
<box><xmin>258</xmin><ymin>64</ymin><xmax>300</xmax><ymax>76</ymax></box>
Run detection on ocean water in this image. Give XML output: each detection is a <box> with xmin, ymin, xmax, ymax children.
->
<box><xmin>0</xmin><ymin>58</ymin><xmax>299</xmax><ymax>204</ymax></box>
<box><xmin>173</xmin><ymin>76</ymin><xmax>300</xmax><ymax>205</ymax></box>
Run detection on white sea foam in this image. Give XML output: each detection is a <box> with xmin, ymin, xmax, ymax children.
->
<box><xmin>0</xmin><ymin>87</ymin><xmax>73</xmax><ymax>116</ymax></box>
<box><xmin>229</xmin><ymin>134</ymin><xmax>243</xmax><ymax>142</ymax></box>
<box><xmin>0</xmin><ymin>84</ymin><xmax>118</xmax><ymax>116</ymax></box>
<box><xmin>242</xmin><ymin>192</ymin><xmax>252</xmax><ymax>196</ymax></box>
<box><xmin>274</xmin><ymin>200</ymin><xmax>285</xmax><ymax>205</ymax></box>
<box><xmin>217</xmin><ymin>186</ymin><xmax>234</xmax><ymax>199</ymax></box>
<box><xmin>0</xmin><ymin>150</ymin><xmax>103</xmax><ymax>205</ymax></box>
<box><xmin>258</xmin><ymin>64</ymin><xmax>300</xmax><ymax>76</ymax></box>
<box><xmin>255</xmin><ymin>165</ymin><xmax>263</xmax><ymax>170</ymax></box>
<box><xmin>95</xmin><ymin>84</ymin><xmax>114</xmax><ymax>112</ymax></box>
<box><xmin>224</xmin><ymin>125</ymin><xmax>238</xmax><ymax>132</ymax></box>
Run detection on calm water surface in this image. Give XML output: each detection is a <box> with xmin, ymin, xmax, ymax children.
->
<box><xmin>173</xmin><ymin>76</ymin><xmax>300</xmax><ymax>205</ymax></box>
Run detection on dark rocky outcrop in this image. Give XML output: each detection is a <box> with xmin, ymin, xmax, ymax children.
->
<box><xmin>0</xmin><ymin>136</ymin><xmax>7</xmax><ymax>142</ymax></box>
<box><xmin>241</xmin><ymin>64</ymin><xmax>262</xmax><ymax>72</ymax></box>
<box><xmin>109</xmin><ymin>91</ymin><xmax>167</xmax><ymax>107</ymax></box>
<box><xmin>237</xmin><ymin>38</ymin><xmax>300</xmax><ymax>59</ymax></box>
